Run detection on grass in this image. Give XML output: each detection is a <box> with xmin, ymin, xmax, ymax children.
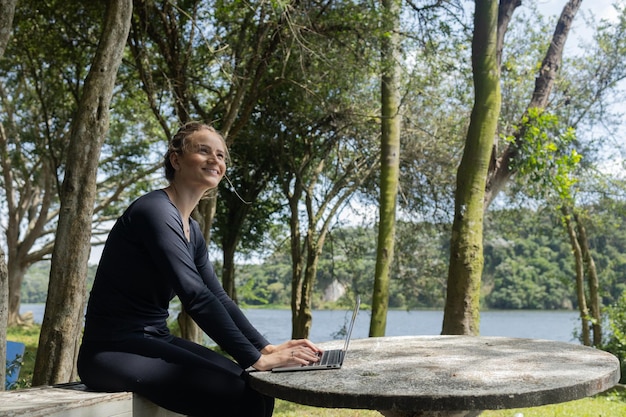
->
<box><xmin>272</xmin><ymin>391</ymin><xmax>626</xmax><ymax>416</ymax></box>
<box><xmin>7</xmin><ymin>325</ymin><xmax>626</xmax><ymax>416</ymax></box>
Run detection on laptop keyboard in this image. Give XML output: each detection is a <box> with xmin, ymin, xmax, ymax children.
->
<box><xmin>307</xmin><ymin>349</ymin><xmax>342</xmax><ymax>367</ymax></box>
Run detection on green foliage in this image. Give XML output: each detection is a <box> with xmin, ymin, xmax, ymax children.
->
<box><xmin>20</xmin><ymin>263</ymin><xmax>51</xmax><ymax>304</ymax></box>
<box><xmin>504</xmin><ymin>108</ymin><xmax>582</xmax><ymax>203</ymax></box>
<box><xmin>21</xmin><ymin>262</ymin><xmax>97</xmax><ymax>303</ymax></box>
<box><xmin>600</xmin><ymin>289</ymin><xmax>626</xmax><ymax>383</ymax></box>
<box><xmin>0</xmin><ymin>0</ymin><xmax>164</xmax><ymax>292</ymax></box>
<box><xmin>217</xmin><ymin>203</ymin><xmax>626</xmax><ymax>312</ymax></box>
<box><xmin>392</xmin><ymin>221</ymin><xmax>450</xmax><ymax>309</ymax></box>
<box><xmin>5</xmin><ymin>326</ymin><xmax>40</xmax><ymax>389</ymax></box>
<box><xmin>21</xmin><ymin>203</ymin><xmax>626</xmax><ymax>313</ymax></box>
<box><xmin>234</xmin><ymin>252</ymin><xmax>293</xmax><ymax>307</ymax></box>
<box><xmin>483</xmin><ymin>207</ymin><xmax>575</xmax><ymax>310</ymax></box>
<box><xmin>5</xmin><ymin>352</ymin><xmax>23</xmax><ymax>390</ymax></box>
<box><xmin>237</xmin><ymin>277</ymin><xmax>271</xmax><ymax>306</ymax></box>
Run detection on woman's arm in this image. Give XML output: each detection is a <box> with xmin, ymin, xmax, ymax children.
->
<box><xmin>194</xmin><ymin>252</ymin><xmax>270</xmax><ymax>351</ymax></box>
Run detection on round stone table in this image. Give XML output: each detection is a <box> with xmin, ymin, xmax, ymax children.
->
<box><xmin>248</xmin><ymin>335</ymin><xmax>620</xmax><ymax>417</ymax></box>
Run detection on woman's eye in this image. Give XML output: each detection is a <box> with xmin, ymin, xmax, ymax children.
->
<box><xmin>196</xmin><ymin>145</ymin><xmax>225</xmax><ymax>160</ymax></box>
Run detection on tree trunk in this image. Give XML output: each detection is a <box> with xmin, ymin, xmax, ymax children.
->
<box><xmin>574</xmin><ymin>211</ymin><xmax>601</xmax><ymax>346</ymax></box>
<box><xmin>0</xmin><ymin>0</ymin><xmax>17</xmax><ymax>57</ymax></box>
<box><xmin>0</xmin><ymin>128</ymin><xmax>8</xmax><ymax>390</ymax></box>
<box><xmin>0</xmin><ymin>0</ymin><xmax>18</xmax><ymax>391</ymax></box>
<box><xmin>442</xmin><ymin>0</ymin><xmax>501</xmax><ymax>336</ymax></box>
<box><xmin>0</xmin><ymin>247</ymin><xmax>8</xmax><ymax>391</ymax></box>
<box><xmin>177</xmin><ymin>309</ymin><xmax>202</xmax><ymax>345</ymax></box>
<box><xmin>495</xmin><ymin>0</ymin><xmax>521</xmax><ymax>67</ymax></box>
<box><xmin>370</xmin><ymin>0</ymin><xmax>402</xmax><ymax>338</ymax></box>
<box><xmin>32</xmin><ymin>0</ymin><xmax>132</xmax><ymax>386</ymax></box>
<box><xmin>218</xmin><ymin>190</ymin><xmax>257</xmax><ymax>303</ymax></box>
<box><xmin>561</xmin><ymin>206</ymin><xmax>590</xmax><ymax>345</ymax></box>
<box><xmin>288</xmin><ymin>188</ymin><xmax>305</xmax><ymax>339</ymax></box>
<box><xmin>289</xmin><ymin>156</ymin><xmax>373</xmax><ymax>339</ymax></box>
<box><xmin>6</xmin><ymin>263</ymin><xmax>27</xmax><ymax>326</ymax></box>
<box><xmin>293</xmin><ymin>244</ymin><xmax>319</xmax><ymax>339</ymax></box>
<box><xmin>222</xmin><ymin>238</ymin><xmax>238</xmax><ymax>303</ymax></box>
<box><xmin>193</xmin><ymin>198</ymin><xmax>216</xmax><ymax>242</ymax></box>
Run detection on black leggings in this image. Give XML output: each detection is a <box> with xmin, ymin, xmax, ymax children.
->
<box><xmin>77</xmin><ymin>337</ymin><xmax>274</xmax><ymax>417</ymax></box>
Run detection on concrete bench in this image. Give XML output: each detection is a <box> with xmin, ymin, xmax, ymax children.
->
<box><xmin>0</xmin><ymin>382</ymin><xmax>185</xmax><ymax>417</ymax></box>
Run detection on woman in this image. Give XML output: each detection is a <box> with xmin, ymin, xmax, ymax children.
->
<box><xmin>78</xmin><ymin>122</ymin><xmax>321</xmax><ymax>417</ymax></box>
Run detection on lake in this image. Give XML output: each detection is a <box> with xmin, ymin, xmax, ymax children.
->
<box><xmin>21</xmin><ymin>304</ymin><xmax>581</xmax><ymax>344</ymax></box>
<box><xmin>240</xmin><ymin>308</ymin><xmax>581</xmax><ymax>344</ymax></box>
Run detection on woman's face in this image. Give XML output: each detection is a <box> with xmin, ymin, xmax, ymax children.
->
<box><xmin>172</xmin><ymin>128</ymin><xmax>227</xmax><ymax>191</ymax></box>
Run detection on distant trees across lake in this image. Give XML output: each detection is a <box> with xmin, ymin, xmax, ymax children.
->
<box><xmin>22</xmin><ymin>204</ymin><xmax>625</xmax><ymax>312</ymax></box>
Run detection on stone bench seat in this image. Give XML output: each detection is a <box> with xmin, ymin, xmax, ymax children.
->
<box><xmin>0</xmin><ymin>382</ymin><xmax>185</xmax><ymax>417</ymax></box>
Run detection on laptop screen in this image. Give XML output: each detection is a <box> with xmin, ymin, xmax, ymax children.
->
<box><xmin>343</xmin><ymin>295</ymin><xmax>361</xmax><ymax>352</ymax></box>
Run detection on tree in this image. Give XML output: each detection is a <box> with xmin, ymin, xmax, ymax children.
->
<box><xmin>441</xmin><ymin>0</ymin><xmax>592</xmax><ymax>335</ymax></box>
<box><xmin>442</xmin><ymin>0</ymin><xmax>501</xmax><ymax>335</ymax></box>
<box><xmin>32</xmin><ymin>0</ymin><xmax>132</xmax><ymax>385</ymax></box>
<box><xmin>392</xmin><ymin>1</ymin><xmax>471</xmax><ymax>226</ymax></box>
<box><xmin>0</xmin><ymin>0</ymin><xmax>17</xmax><ymax>391</ymax></box>
<box><xmin>551</xmin><ymin>3</ymin><xmax>626</xmax><ymax>346</ymax></box>
<box><xmin>489</xmin><ymin>0</ymin><xmax>626</xmax><ymax>345</ymax></box>
<box><xmin>213</xmin><ymin>131</ymin><xmax>284</xmax><ymax>303</ymax></box>
<box><xmin>256</xmin><ymin>78</ymin><xmax>380</xmax><ymax>339</ymax></box>
<box><xmin>561</xmin><ymin>205</ymin><xmax>590</xmax><ymax>344</ymax></box>
<box><xmin>246</xmin><ymin>2</ymin><xmax>382</xmax><ymax>338</ymax></box>
<box><xmin>485</xmin><ymin>0</ymin><xmax>582</xmax><ymax>206</ymax></box>
<box><xmin>370</xmin><ymin>0</ymin><xmax>402</xmax><ymax>338</ymax></box>
<box><xmin>0</xmin><ymin>0</ymin><xmax>161</xmax><ymax>327</ymax></box>
<box><xmin>0</xmin><ymin>246</ymin><xmax>7</xmax><ymax>391</ymax></box>
<box><xmin>128</xmin><ymin>0</ymin><xmax>322</xmax><ymax>341</ymax></box>
<box><xmin>129</xmin><ymin>0</ymin><xmax>209</xmax><ymax>343</ymax></box>
<box><xmin>128</xmin><ymin>1</ymin><xmax>386</xmax><ymax>341</ymax></box>
<box><xmin>281</xmin><ymin>129</ymin><xmax>378</xmax><ymax>339</ymax></box>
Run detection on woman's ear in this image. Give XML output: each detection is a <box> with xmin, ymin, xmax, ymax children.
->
<box><xmin>169</xmin><ymin>152</ymin><xmax>180</xmax><ymax>170</ymax></box>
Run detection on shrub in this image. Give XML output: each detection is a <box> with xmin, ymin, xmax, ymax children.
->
<box><xmin>600</xmin><ymin>290</ymin><xmax>626</xmax><ymax>384</ymax></box>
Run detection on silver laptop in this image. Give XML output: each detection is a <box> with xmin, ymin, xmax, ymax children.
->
<box><xmin>272</xmin><ymin>296</ymin><xmax>360</xmax><ymax>372</ymax></box>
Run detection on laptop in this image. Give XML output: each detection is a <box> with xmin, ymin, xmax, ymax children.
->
<box><xmin>272</xmin><ymin>296</ymin><xmax>360</xmax><ymax>372</ymax></box>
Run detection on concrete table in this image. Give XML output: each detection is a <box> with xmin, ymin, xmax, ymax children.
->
<box><xmin>248</xmin><ymin>335</ymin><xmax>620</xmax><ymax>417</ymax></box>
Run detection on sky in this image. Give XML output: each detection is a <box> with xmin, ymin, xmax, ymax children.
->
<box><xmin>528</xmin><ymin>1</ymin><xmax>620</xmax><ymax>58</ymax></box>
<box><xmin>538</xmin><ymin>0</ymin><xmax>620</xmax><ymax>23</ymax></box>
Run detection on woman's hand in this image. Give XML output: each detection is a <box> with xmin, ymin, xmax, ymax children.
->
<box><xmin>253</xmin><ymin>339</ymin><xmax>323</xmax><ymax>371</ymax></box>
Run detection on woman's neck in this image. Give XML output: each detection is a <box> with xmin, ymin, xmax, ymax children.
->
<box><xmin>163</xmin><ymin>183</ymin><xmax>200</xmax><ymax>220</ymax></box>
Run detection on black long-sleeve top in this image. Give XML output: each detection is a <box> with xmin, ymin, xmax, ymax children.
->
<box><xmin>82</xmin><ymin>190</ymin><xmax>269</xmax><ymax>368</ymax></box>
